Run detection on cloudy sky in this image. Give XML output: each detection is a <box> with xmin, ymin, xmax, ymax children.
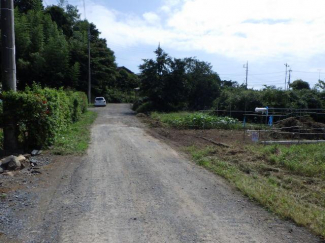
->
<box><xmin>44</xmin><ymin>0</ymin><xmax>325</xmax><ymax>89</ymax></box>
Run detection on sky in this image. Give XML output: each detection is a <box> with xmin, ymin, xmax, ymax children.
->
<box><xmin>44</xmin><ymin>0</ymin><xmax>325</xmax><ymax>89</ymax></box>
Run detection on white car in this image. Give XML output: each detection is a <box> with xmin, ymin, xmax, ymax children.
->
<box><xmin>94</xmin><ymin>97</ymin><xmax>106</xmax><ymax>107</ymax></box>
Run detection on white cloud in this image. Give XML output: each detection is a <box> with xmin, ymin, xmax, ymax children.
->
<box><xmin>164</xmin><ymin>0</ymin><xmax>325</xmax><ymax>60</ymax></box>
<box><xmin>143</xmin><ymin>12</ymin><xmax>161</xmax><ymax>25</ymax></box>
<box><xmin>45</xmin><ymin>0</ymin><xmax>325</xmax><ymax>63</ymax></box>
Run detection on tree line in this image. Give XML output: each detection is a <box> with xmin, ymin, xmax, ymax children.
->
<box><xmin>135</xmin><ymin>47</ymin><xmax>325</xmax><ymax>115</ymax></box>
<box><xmin>0</xmin><ymin>0</ymin><xmax>139</xmax><ymax>101</ymax></box>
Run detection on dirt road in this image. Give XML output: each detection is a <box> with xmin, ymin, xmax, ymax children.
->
<box><xmin>2</xmin><ymin>104</ymin><xmax>322</xmax><ymax>242</ymax></box>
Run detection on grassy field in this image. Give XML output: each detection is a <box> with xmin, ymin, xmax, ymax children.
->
<box><xmin>151</xmin><ymin>112</ymin><xmax>240</xmax><ymax>129</ymax></box>
<box><xmin>51</xmin><ymin>111</ymin><xmax>97</xmax><ymax>155</ymax></box>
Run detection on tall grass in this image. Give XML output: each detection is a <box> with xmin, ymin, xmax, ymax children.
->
<box><xmin>259</xmin><ymin>143</ymin><xmax>325</xmax><ymax>177</ymax></box>
<box><xmin>151</xmin><ymin>112</ymin><xmax>240</xmax><ymax>129</ymax></box>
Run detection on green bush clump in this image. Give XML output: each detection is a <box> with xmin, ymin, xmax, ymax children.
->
<box><xmin>1</xmin><ymin>85</ymin><xmax>88</xmax><ymax>149</ymax></box>
<box><xmin>152</xmin><ymin>112</ymin><xmax>239</xmax><ymax>129</ymax></box>
<box><xmin>104</xmin><ymin>89</ymin><xmax>135</xmax><ymax>103</ymax></box>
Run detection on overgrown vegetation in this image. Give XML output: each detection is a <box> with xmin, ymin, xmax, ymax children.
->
<box><xmin>1</xmin><ymin>84</ymin><xmax>88</xmax><ymax>149</ymax></box>
<box><xmin>152</xmin><ymin>112</ymin><xmax>239</xmax><ymax>129</ymax></box>
<box><xmin>51</xmin><ymin>110</ymin><xmax>97</xmax><ymax>155</ymax></box>
<box><xmin>186</xmin><ymin>144</ymin><xmax>325</xmax><ymax>237</ymax></box>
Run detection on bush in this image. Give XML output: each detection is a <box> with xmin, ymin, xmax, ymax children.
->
<box><xmin>104</xmin><ymin>89</ymin><xmax>135</xmax><ymax>103</ymax></box>
<box><xmin>136</xmin><ymin>101</ymin><xmax>155</xmax><ymax>114</ymax></box>
<box><xmin>1</xmin><ymin>85</ymin><xmax>88</xmax><ymax>149</ymax></box>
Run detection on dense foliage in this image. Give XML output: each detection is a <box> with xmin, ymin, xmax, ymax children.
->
<box><xmin>136</xmin><ymin>47</ymin><xmax>325</xmax><ymax>115</ymax></box>
<box><xmin>0</xmin><ymin>0</ymin><xmax>139</xmax><ymax>100</ymax></box>
<box><xmin>1</xmin><ymin>85</ymin><xmax>87</xmax><ymax>148</ymax></box>
<box><xmin>136</xmin><ymin>47</ymin><xmax>221</xmax><ymax>112</ymax></box>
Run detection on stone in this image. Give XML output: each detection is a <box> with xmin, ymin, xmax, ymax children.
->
<box><xmin>0</xmin><ymin>155</ymin><xmax>15</xmax><ymax>167</ymax></box>
<box><xmin>23</xmin><ymin>154</ymin><xmax>32</xmax><ymax>159</ymax></box>
<box><xmin>17</xmin><ymin>155</ymin><xmax>26</xmax><ymax>162</ymax></box>
<box><xmin>7</xmin><ymin>157</ymin><xmax>21</xmax><ymax>170</ymax></box>
<box><xmin>0</xmin><ymin>155</ymin><xmax>22</xmax><ymax>170</ymax></box>
<box><xmin>0</xmin><ymin>167</ymin><xmax>3</xmax><ymax>174</ymax></box>
<box><xmin>31</xmin><ymin>150</ymin><xmax>42</xmax><ymax>156</ymax></box>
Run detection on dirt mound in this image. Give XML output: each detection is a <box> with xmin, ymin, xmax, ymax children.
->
<box><xmin>276</xmin><ymin>116</ymin><xmax>325</xmax><ymax>130</ymax></box>
<box><xmin>274</xmin><ymin>117</ymin><xmax>325</xmax><ymax>140</ymax></box>
<box><xmin>276</xmin><ymin>117</ymin><xmax>301</xmax><ymax>128</ymax></box>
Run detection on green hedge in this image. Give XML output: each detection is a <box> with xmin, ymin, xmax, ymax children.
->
<box><xmin>1</xmin><ymin>85</ymin><xmax>88</xmax><ymax>149</ymax></box>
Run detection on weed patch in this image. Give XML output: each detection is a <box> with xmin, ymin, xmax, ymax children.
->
<box><xmin>51</xmin><ymin>111</ymin><xmax>97</xmax><ymax>155</ymax></box>
<box><xmin>186</xmin><ymin>145</ymin><xmax>325</xmax><ymax>238</ymax></box>
<box><xmin>258</xmin><ymin>144</ymin><xmax>325</xmax><ymax>177</ymax></box>
<box><xmin>151</xmin><ymin>112</ymin><xmax>240</xmax><ymax>129</ymax></box>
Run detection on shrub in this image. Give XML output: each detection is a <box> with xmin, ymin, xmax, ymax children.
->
<box><xmin>136</xmin><ymin>101</ymin><xmax>155</xmax><ymax>114</ymax></box>
<box><xmin>1</xmin><ymin>85</ymin><xmax>88</xmax><ymax>149</ymax></box>
<box><xmin>104</xmin><ymin>89</ymin><xmax>135</xmax><ymax>103</ymax></box>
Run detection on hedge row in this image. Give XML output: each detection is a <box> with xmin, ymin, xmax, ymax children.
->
<box><xmin>1</xmin><ymin>85</ymin><xmax>88</xmax><ymax>149</ymax></box>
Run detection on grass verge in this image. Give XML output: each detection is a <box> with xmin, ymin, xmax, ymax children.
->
<box><xmin>51</xmin><ymin>111</ymin><xmax>97</xmax><ymax>155</ymax></box>
<box><xmin>186</xmin><ymin>144</ymin><xmax>325</xmax><ymax>238</ymax></box>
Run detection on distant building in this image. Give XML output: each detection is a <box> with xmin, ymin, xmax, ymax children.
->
<box><xmin>117</xmin><ymin>66</ymin><xmax>134</xmax><ymax>75</ymax></box>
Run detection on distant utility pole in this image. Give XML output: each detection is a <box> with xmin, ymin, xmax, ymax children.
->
<box><xmin>1</xmin><ymin>0</ymin><xmax>19</xmax><ymax>151</ymax></box>
<box><xmin>83</xmin><ymin>0</ymin><xmax>91</xmax><ymax>104</ymax></box>
<box><xmin>284</xmin><ymin>63</ymin><xmax>289</xmax><ymax>91</ymax></box>
<box><xmin>243</xmin><ymin>61</ymin><xmax>248</xmax><ymax>89</ymax></box>
<box><xmin>317</xmin><ymin>69</ymin><xmax>322</xmax><ymax>81</ymax></box>
<box><xmin>288</xmin><ymin>69</ymin><xmax>292</xmax><ymax>90</ymax></box>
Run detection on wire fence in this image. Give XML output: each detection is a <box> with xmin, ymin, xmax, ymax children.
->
<box><xmin>200</xmin><ymin>108</ymin><xmax>325</xmax><ymax>145</ymax></box>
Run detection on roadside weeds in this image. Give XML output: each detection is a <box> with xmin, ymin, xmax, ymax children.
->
<box><xmin>186</xmin><ymin>145</ymin><xmax>325</xmax><ymax>238</ymax></box>
<box><xmin>51</xmin><ymin>111</ymin><xmax>97</xmax><ymax>155</ymax></box>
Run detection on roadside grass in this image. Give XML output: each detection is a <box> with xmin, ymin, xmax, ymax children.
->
<box><xmin>51</xmin><ymin>111</ymin><xmax>97</xmax><ymax>155</ymax></box>
<box><xmin>151</xmin><ymin>112</ymin><xmax>240</xmax><ymax>129</ymax></box>
<box><xmin>186</xmin><ymin>144</ymin><xmax>325</xmax><ymax>238</ymax></box>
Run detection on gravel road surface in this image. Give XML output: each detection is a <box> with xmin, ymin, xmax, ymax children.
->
<box><xmin>8</xmin><ymin>104</ymin><xmax>322</xmax><ymax>243</ymax></box>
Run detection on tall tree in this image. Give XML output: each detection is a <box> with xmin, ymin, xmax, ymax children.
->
<box><xmin>14</xmin><ymin>0</ymin><xmax>43</xmax><ymax>13</ymax></box>
<box><xmin>290</xmin><ymin>79</ymin><xmax>310</xmax><ymax>90</ymax></box>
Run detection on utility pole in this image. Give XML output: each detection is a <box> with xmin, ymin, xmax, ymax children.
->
<box><xmin>1</xmin><ymin>0</ymin><xmax>19</xmax><ymax>152</ymax></box>
<box><xmin>1</xmin><ymin>0</ymin><xmax>16</xmax><ymax>91</ymax></box>
<box><xmin>243</xmin><ymin>61</ymin><xmax>248</xmax><ymax>89</ymax></box>
<box><xmin>284</xmin><ymin>63</ymin><xmax>289</xmax><ymax>91</ymax></box>
<box><xmin>317</xmin><ymin>69</ymin><xmax>321</xmax><ymax>82</ymax></box>
<box><xmin>288</xmin><ymin>69</ymin><xmax>292</xmax><ymax>90</ymax></box>
<box><xmin>88</xmin><ymin>26</ymin><xmax>91</xmax><ymax>104</ymax></box>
